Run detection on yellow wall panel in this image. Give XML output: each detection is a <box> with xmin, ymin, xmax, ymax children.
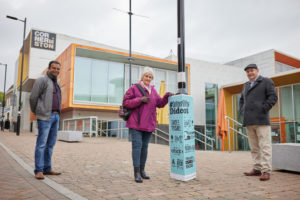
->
<box><xmin>17</xmin><ymin>32</ymin><xmax>31</xmax><ymax>88</ymax></box>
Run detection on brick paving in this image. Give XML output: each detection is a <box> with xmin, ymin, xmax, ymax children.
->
<box><xmin>0</xmin><ymin>135</ymin><xmax>69</xmax><ymax>200</ymax></box>
<box><xmin>0</xmin><ymin>131</ymin><xmax>300</xmax><ymax>200</ymax></box>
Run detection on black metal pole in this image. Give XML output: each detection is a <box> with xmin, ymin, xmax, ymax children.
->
<box><xmin>16</xmin><ymin>17</ymin><xmax>26</xmax><ymax>136</ymax></box>
<box><xmin>177</xmin><ymin>0</ymin><xmax>187</xmax><ymax>94</ymax></box>
<box><xmin>129</xmin><ymin>0</ymin><xmax>132</xmax><ymax>87</ymax></box>
<box><xmin>1</xmin><ymin>64</ymin><xmax>7</xmax><ymax>131</ymax></box>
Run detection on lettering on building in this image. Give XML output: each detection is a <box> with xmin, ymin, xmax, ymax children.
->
<box><xmin>31</xmin><ymin>30</ymin><xmax>56</xmax><ymax>51</ymax></box>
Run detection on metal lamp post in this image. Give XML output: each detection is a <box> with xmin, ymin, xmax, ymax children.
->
<box><xmin>128</xmin><ymin>0</ymin><xmax>133</xmax><ymax>87</ymax></box>
<box><xmin>0</xmin><ymin>63</ymin><xmax>7</xmax><ymax>131</ymax></box>
<box><xmin>113</xmin><ymin>1</ymin><xmax>149</xmax><ymax>88</ymax></box>
<box><xmin>177</xmin><ymin>0</ymin><xmax>187</xmax><ymax>94</ymax></box>
<box><xmin>6</xmin><ymin>15</ymin><xmax>27</xmax><ymax>136</ymax></box>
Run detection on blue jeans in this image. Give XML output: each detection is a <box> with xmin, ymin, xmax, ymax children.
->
<box><xmin>130</xmin><ymin>128</ymin><xmax>152</xmax><ymax>168</ymax></box>
<box><xmin>34</xmin><ymin>113</ymin><xmax>60</xmax><ymax>174</ymax></box>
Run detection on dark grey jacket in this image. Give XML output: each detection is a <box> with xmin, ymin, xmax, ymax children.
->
<box><xmin>239</xmin><ymin>75</ymin><xmax>278</xmax><ymax>126</ymax></box>
<box><xmin>30</xmin><ymin>73</ymin><xmax>61</xmax><ymax>121</ymax></box>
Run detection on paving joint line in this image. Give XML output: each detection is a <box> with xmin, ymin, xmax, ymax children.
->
<box><xmin>0</xmin><ymin>141</ymin><xmax>88</xmax><ymax>200</ymax></box>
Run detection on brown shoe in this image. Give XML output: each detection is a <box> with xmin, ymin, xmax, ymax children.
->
<box><xmin>244</xmin><ymin>169</ymin><xmax>262</xmax><ymax>176</ymax></box>
<box><xmin>35</xmin><ymin>172</ymin><xmax>45</xmax><ymax>179</ymax></box>
<box><xmin>260</xmin><ymin>172</ymin><xmax>270</xmax><ymax>181</ymax></box>
<box><xmin>43</xmin><ymin>170</ymin><xmax>61</xmax><ymax>175</ymax></box>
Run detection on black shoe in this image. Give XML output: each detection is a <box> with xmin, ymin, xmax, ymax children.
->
<box><xmin>140</xmin><ymin>166</ymin><xmax>150</xmax><ymax>179</ymax></box>
<box><xmin>134</xmin><ymin>167</ymin><xmax>143</xmax><ymax>183</ymax></box>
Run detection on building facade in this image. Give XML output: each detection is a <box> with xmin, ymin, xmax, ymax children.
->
<box><xmin>11</xmin><ymin>28</ymin><xmax>300</xmax><ymax>150</ymax></box>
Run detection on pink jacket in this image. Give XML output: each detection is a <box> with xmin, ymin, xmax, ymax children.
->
<box><xmin>123</xmin><ymin>83</ymin><xmax>169</xmax><ymax>132</ymax></box>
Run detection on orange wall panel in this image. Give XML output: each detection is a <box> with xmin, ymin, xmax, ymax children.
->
<box><xmin>56</xmin><ymin>45</ymin><xmax>73</xmax><ymax>111</ymax></box>
<box><xmin>274</xmin><ymin>51</ymin><xmax>300</xmax><ymax>68</ymax></box>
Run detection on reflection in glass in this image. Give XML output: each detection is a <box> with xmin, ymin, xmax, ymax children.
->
<box><xmin>74</xmin><ymin>57</ymin><xmax>92</xmax><ymax>101</ymax></box>
<box><xmin>271</xmin><ymin>124</ymin><xmax>281</xmax><ymax>143</ymax></box>
<box><xmin>232</xmin><ymin>94</ymin><xmax>249</xmax><ymax>150</ymax></box>
<box><xmin>281</xmin><ymin>86</ymin><xmax>293</xmax><ymax>121</ymax></box>
<box><xmin>296</xmin><ymin>122</ymin><xmax>300</xmax><ymax>143</ymax></box>
<box><xmin>74</xmin><ymin>56</ymin><xmax>125</xmax><ymax>104</ymax></box>
<box><xmin>124</xmin><ymin>65</ymin><xmax>140</xmax><ymax>91</ymax></box>
<box><xmin>108</xmin><ymin>62</ymin><xmax>124</xmax><ymax>104</ymax></box>
<box><xmin>154</xmin><ymin>69</ymin><xmax>166</xmax><ymax>92</ymax></box>
<box><xmin>205</xmin><ymin>83</ymin><xmax>218</xmax><ymax>149</ymax></box>
<box><xmin>294</xmin><ymin>84</ymin><xmax>300</xmax><ymax>120</ymax></box>
<box><xmin>167</xmin><ymin>71</ymin><xmax>177</xmax><ymax>93</ymax></box>
<box><xmin>91</xmin><ymin>60</ymin><xmax>108</xmax><ymax>102</ymax></box>
<box><xmin>285</xmin><ymin>123</ymin><xmax>295</xmax><ymax>143</ymax></box>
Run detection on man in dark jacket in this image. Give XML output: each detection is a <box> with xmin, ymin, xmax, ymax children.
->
<box><xmin>30</xmin><ymin>61</ymin><xmax>62</xmax><ymax>180</ymax></box>
<box><xmin>239</xmin><ymin>64</ymin><xmax>278</xmax><ymax>181</ymax></box>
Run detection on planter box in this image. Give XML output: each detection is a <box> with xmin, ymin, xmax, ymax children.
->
<box><xmin>272</xmin><ymin>143</ymin><xmax>300</xmax><ymax>172</ymax></box>
<box><xmin>57</xmin><ymin>131</ymin><xmax>82</xmax><ymax>142</ymax></box>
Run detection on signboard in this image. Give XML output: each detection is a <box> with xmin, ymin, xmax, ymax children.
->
<box><xmin>31</xmin><ymin>30</ymin><xmax>56</xmax><ymax>51</ymax></box>
<box><xmin>169</xmin><ymin>94</ymin><xmax>196</xmax><ymax>181</ymax></box>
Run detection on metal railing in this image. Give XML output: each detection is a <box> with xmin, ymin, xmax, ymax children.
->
<box><xmin>97</xmin><ymin>119</ymin><xmax>129</xmax><ymax>138</ymax></box>
<box><xmin>154</xmin><ymin>127</ymin><xmax>215</xmax><ymax>150</ymax></box>
<box><xmin>225</xmin><ymin>116</ymin><xmax>248</xmax><ymax>152</ymax></box>
<box><xmin>154</xmin><ymin>127</ymin><xmax>170</xmax><ymax>144</ymax></box>
<box><xmin>62</xmin><ymin>116</ymin><xmax>98</xmax><ymax>137</ymax></box>
<box><xmin>63</xmin><ymin>117</ymin><xmax>215</xmax><ymax>150</ymax></box>
<box><xmin>194</xmin><ymin>129</ymin><xmax>215</xmax><ymax>150</ymax></box>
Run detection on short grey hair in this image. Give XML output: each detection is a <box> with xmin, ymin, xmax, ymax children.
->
<box><xmin>140</xmin><ymin>67</ymin><xmax>154</xmax><ymax>80</ymax></box>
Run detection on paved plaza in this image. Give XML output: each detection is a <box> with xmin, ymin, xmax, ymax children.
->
<box><xmin>0</xmin><ymin>131</ymin><xmax>299</xmax><ymax>200</ymax></box>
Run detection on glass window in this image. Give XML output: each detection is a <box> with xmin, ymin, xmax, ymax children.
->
<box><xmin>293</xmin><ymin>84</ymin><xmax>300</xmax><ymax>121</ymax></box>
<box><xmin>285</xmin><ymin>123</ymin><xmax>295</xmax><ymax>143</ymax></box>
<box><xmin>270</xmin><ymin>88</ymin><xmax>280</xmax><ymax>119</ymax></box>
<box><xmin>296</xmin><ymin>122</ymin><xmax>300</xmax><ymax>143</ymax></box>
<box><xmin>74</xmin><ymin>56</ymin><xmax>124</xmax><ymax>105</ymax></box>
<box><xmin>281</xmin><ymin>86</ymin><xmax>294</xmax><ymax>121</ymax></box>
<box><xmin>124</xmin><ymin>65</ymin><xmax>140</xmax><ymax>91</ymax></box>
<box><xmin>167</xmin><ymin>71</ymin><xmax>177</xmax><ymax>93</ymax></box>
<box><xmin>91</xmin><ymin>60</ymin><xmax>108</xmax><ymax>102</ymax></box>
<box><xmin>154</xmin><ymin>69</ymin><xmax>166</xmax><ymax>92</ymax></box>
<box><xmin>108</xmin><ymin>62</ymin><xmax>124</xmax><ymax>104</ymax></box>
<box><xmin>74</xmin><ymin>57</ymin><xmax>92</xmax><ymax>101</ymax></box>
<box><xmin>205</xmin><ymin>83</ymin><xmax>218</xmax><ymax>148</ymax></box>
<box><xmin>124</xmin><ymin>65</ymin><xmax>178</xmax><ymax>95</ymax></box>
<box><xmin>271</xmin><ymin>124</ymin><xmax>281</xmax><ymax>143</ymax></box>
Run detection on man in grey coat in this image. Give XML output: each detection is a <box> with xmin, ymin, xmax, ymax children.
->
<box><xmin>30</xmin><ymin>60</ymin><xmax>62</xmax><ymax>179</ymax></box>
<box><xmin>240</xmin><ymin>64</ymin><xmax>278</xmax><ymax>181</ymax></box>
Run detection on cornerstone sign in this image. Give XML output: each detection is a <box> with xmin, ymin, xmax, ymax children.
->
<box><xmin>31</xmin><ymin>30</ymin><xmax>56</xmax><ymax>51</ymax></box>
<box><xmin>169</xmin><ymin>94</ymin><xmax>196</xmax><ymax>181</ymax></box>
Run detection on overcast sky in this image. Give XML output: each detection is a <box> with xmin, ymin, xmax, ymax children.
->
<box><xmin>1</xmin><ymin>0</ymin><xmax>300</xmax><ymax>91</ymax></box>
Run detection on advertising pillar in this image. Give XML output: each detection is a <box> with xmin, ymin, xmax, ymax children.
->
<box><xmin>169</xmin><ymin>95</ymin><xmax>196</xmax><ymax>181</ymax></box>
<box><xmin>168</xmin><ymin>0</ymin><xmax>196</xmax><ymax>181</ymax></box>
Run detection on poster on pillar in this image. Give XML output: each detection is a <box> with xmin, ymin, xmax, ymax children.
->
<box><xmin>169</xmin><ymin>94</ymin><xmax>196</xmax><ymax>181</ymax></box>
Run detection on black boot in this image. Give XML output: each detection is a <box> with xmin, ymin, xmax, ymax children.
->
<box><xmin>140</xmin><ymin>166</ymin><xmax>150</xmax><ymax>179</ymax></box>
<box><xmin>134</xmin><ymin>167</ymin><xmax>143</xmax><ymax>183</ymax></box>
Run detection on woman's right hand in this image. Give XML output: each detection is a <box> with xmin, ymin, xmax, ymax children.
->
<box><xmin>140</xmin><ymin>96</ymin><xmax>150</xmax><ymax>103</ymax></box>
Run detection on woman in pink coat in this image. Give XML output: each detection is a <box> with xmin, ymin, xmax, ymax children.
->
<box><xmin>123</xmin><ymin>67</ymin><xmax>173</xmax><ymax>183</ymax></box>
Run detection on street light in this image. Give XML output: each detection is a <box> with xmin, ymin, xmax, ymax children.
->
<box><xmin>6</xmin><ymin>15</ymin><xmax>27</xmax><ymax>136</ymax></box>
<box><xmin>0</xmin><ymin>63</ymin><xmax>7</xmax><ymax>131</ymax></box>
<box><xmin>177</xmin><ymin>0</ymin><xmax>187</xmax><ymax>94</ymax></box>
<box><xmin>113</xmin><ymin>1</ymin><xmax>149</xmax><ymax>88</ymax></box>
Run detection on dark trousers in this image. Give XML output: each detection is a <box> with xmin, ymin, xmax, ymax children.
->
<box><xmin>130</xmin><ymin>128</ymin><xmax>152</xmax><ymax>168</ymax></box>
